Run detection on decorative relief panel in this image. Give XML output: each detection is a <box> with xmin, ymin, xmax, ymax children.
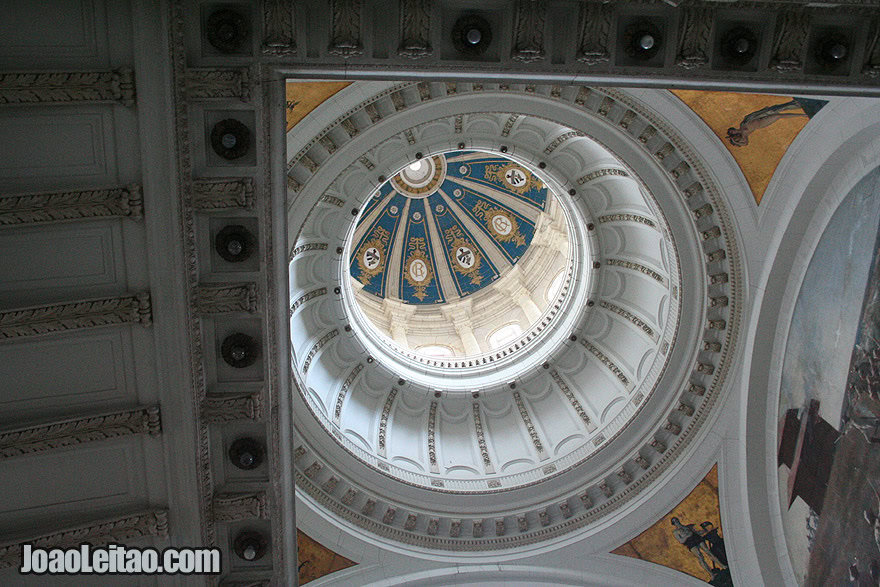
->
<box><xmin>0</xmin><ymin>69</ymin><xmax>135</xmax><ymax>106</ymax></box>
<box><xmin>676</xmin><ymin>7</ymin><xmax>713</xmax><ymax>69</ymax></box>
<box><xmin>512</xmin><ymin>0</ymin><xmax>546</xmax><ymax>63</ymax></box>
<box><xmin>329</xmin><ymin>0</ymin><xmax>363</xmax><ymax>58</ymax></box>
<box><xmin>398</xmin><ymin>0</ymin><xmax>432</xmax><ymax>58</ymax></box>
<box><xmin>770</xmin><ymin>10</ymin><xmax>810</xmax><ymax>72</ymax></box>
<box><xmin>262</xmin><ymin>0</ymin><xmax>296</xmax><ymax>55</ymax></box>
<box><xmin>0</xmin><ymin>510</ymin><xmax>168</xmax><ymax>570</ymax></box>
<box><xmin>0</xmin><ymin>293</ymin><xmax>152</xmax><ymax>339</ymax></box>
<box><xmin>0</xmin><ymin>406</ymin><xmax>161</xmax><ymax>459</ymax></box>
<box><xmin>576</xmin><ymin>2</ymin><xmax>612</xmax><ymax>65</ymax></box>
<box><xmin>193</xmin><ymin>177</ymin><xmax>255</xmax><ymax>210</ymax></box>
<box><xmin>212</xmin><ymin>491</ymin><xmax>268</xmax><ymax>521</ymax></box>
<box><xmin>202</xmin><ymin>392</ymin><xmax>263</xmax><ymax>423</ymax></box>
<box><xmin>0</xmin><ymin>185</ymin><xmax>143</xmax><ymax>226</ymax></box>
<box><xmin>195</xmin><ymin>283</ymin><xmax>258</xmax><ymax>314</ymax></box>
<box><xmin>185</xmin><ymin>68</ymin><xmax>251</xmax><ymax>102</ymax></box>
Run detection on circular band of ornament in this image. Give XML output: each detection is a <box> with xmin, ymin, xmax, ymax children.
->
<box><xmin>287</xmin><ymin>83</ymin><xmax>741</xmax><ymax>553</ymax></box>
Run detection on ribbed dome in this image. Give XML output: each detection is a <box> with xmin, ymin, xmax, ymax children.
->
<box><xmin>350</xmin><ymin>150</ymin><xmax>549</xmax><ymax>304</ymax></box>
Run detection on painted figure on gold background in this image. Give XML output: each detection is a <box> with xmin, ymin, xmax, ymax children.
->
<box><xmin>671</xmin><ymin>517</ymin><xmax>727</xmax><ymax>577</ymax></box>
<box><xmin>726</xmin><ymin>98</ymin><xmax>827</xmax><ymax>146</ymax></box>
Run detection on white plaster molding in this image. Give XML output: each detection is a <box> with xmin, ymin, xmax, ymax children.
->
<box><xmin>0</xmin><ymin>293</ymin><xmax>152</xmax><ymax>338</ymax></box>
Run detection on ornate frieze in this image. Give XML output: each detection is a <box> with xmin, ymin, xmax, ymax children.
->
<box><xmin>513</xmin><ymin>391</ymin><xmax>545</xmax><ymax>457</ymax></box>
<box><xmin>577</xmin><ymin>167</ymin><xmax>628</xmax><ymax>184</ymax></box>
<box><xmin>0</xmin><ymin>68</ymin><xmax>135</xmax><ymax>106</ymax></box>
<box><xmin>705</xmin><ymin>249</ymin><xmax>726</xmax><ymax>263</ymax></box>
<box><xmin>512</xmin><ymin>0</ymin><xmax>546</xmax><ymax>63</ymax></box>
<box><xmin>262</xmin><ymin>0</ymin><xmax>296</xmax><ymax>55</ymax></box>
<box><xmin>651</xmin><ymin>439</ymin><xmax>667</xmax><ymax>453</ymax></box>
<box><xmin>428</xmin><ymin>400</ymin><xmax>438</xmax><ymax>472</ymax></box>
<box><xmin>578</xmin><ymin>493</ymin><xmax>592</xmax><ymax>510</ymax></box>
<box><xmin>377</xmin><ymin>387</ymin><xmax>398</xmax><ymax>457</ymax></box>
<box><xmin>576</xmin><ymin>2</ymin><xmax>612</xmax><ymax>65</ymax></box>
<box><xmin>185</xmin><ymin>68</ymin><xmax>250</xmax><ymax>101</ymax></box>
<box><xmin>382</xmin><ymin>507</ymin><xmax>396</xmax><ymax>525</ymax></box>
<box><xmin>404</xmin><ymin>513</ymin><xmax>418</xmax><ymax>530</ymax></box>
<box><xmin>676</xmin><ymin>7</ymin><xmax>713</xmax><ymax>69</ymax></box>
<box><xmin>0</xmin><ymin>185</ymin><xmax>143</xmax><ymax>226</ymax></box>
<box><xmin>333</xmin><ymin>363</ymin><xmax>364</xmax><ymax>424</ymax></box>
<box><xmin>290</xmin><ymin>287</ymin><xmax>327</xmax><ymax>316</ymax></box>
<box><xmin>598</xmin><ymin>213</ymin><xmax>655</xmax><ymax>228</ymax></box>
<box><xmin>544</xmin><ymin>131</ymin><xmax>582</xmax><ymax>154</ymax></box>
<box><xmin>449</xmin><ymin>519</ymin><xmax>461</xmax><ymax>537</ymax></box>
<box><xmin>398</xmin><ymin>0</ymin><xmax>432</xmax><ymax>58</ymax></box>
<box><xmin>600</xmin><ymin>300</ymin><xmax>655</xmax><ymax>339</ymax></box>
<box><xmin>0</xmin><ymin>406</ymin><xmax>160</xmax><ymax>459</ymax></box>
<box><xmin>302</xmin><ymin>329</ymin><xmax>339</xmax><ymax>374</ymax></box>
<box><xmin>472</xmin><ymin>520</ymin><xmax>483</xmax><ymax>538</ymax></box>
<box><xmin>501</xmin><ymin>114</ymin><xmax>519</xmax><ymax>137</ymax></box>
<box><xmin>770</xmin><ymin>10</ymin><xmax>810</xmax><ymax>72</ymax></box>
<box><xmin>202</xmin><ymin>392</ymin><xmax>263</xmax><ymax>423</ymax></box>
<box><xmin>289</xmin><ymin>242</ymin><xmax>328</xmax><ymax>262</ymax></box>
<box><xmin>580</xmin><ymin>339</ymin><xmax>631</xmax><ymax>389</ymax></box>
<box><xmin>606</xmin><ymin>258</ymin><xmax>666</xmax><ymax>284</ymax></box>
<box><xmin>329</xmin><ymin>0</ymin><xmax>364</xmax><ymax>57</ymax></box>
<box><xmin>598</xmin><ymin>96</ymin><xmax>614</xmax><ymax>117</ymax></box>
<box><xmin>212</xmin><ymin>491</ymin><xmax>268</xmax><ymax>522</ymax></box>
<box><xmin>472</xmin><ymin>402</ymin><xmax>494</xmax><ymax>474</ymax></box>
<box><xmin>517</xmin><ymin>515</ymin><xmax>528</xmax><ymax>532</ymax></box>
<box><xmin>599</xmin><ymin>480</ymin><xmax>613</xmax><ymax>498</ymax></box>
<box><xmin>0</xmin><ymin>510</ymin><xmax>168</xmax><ymax>569</ymax></box>
<box><xmin>196</xmin><ymin>283</ymin><xmax>257</xmax><ymax>314</ymax></box>
<box><xmin>427</xmin><ymin>518</ymin><xmax>439</xmax><ymax>535</ymax></box>
<box><xmin>634</xmin><ymin>455</ymin><xmax>650</xmax><ymax>470</ymax></box>
<box><xmin>0</xmin><ymin>293</ymin><xmax>152</xmax><ymax>339</ymax></box>
<box><xmin>193</xmin><ymin>177</ymin><xmax>254</xmax><ymax>210</ymax></box>
<box><xmin>550</xmin><ymin>370</ymin><xmax>596</xmax><ymax>431</ymax></box>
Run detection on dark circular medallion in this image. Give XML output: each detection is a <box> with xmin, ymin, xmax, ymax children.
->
<box><xmin>720</xmin><ymin>27</ymin><xmax>758</xmax><ymax>66</ymax></box>
<box><xmin>228</xmin><ymin>437</ymin><xmax>265</xmax><ymax>470</ymax></box>
<box><xmin>206</xmin><ymin>9</ymin><xmax>249</xmax><ymax>53</ymax></box>
<box><xmin>451</xmin><ymin>14</ymin><xmax>493</xmax><ymax>56</ymax></box>
<box><xmin>215</xmin><ymin>225</ymin><xmax>256</xmax><ymax>263</ymax></box>
<box><xmin>623</xmin><ymin>21</ymin><xmax>662</xmax><ymax>61</ymax></box>
<box><xmin>210</xmin><ymin>119</ymin><xmax>251</xmax><ymax>160</ymax></box>
<box><xmin>232</xmin><ymin>530</ymin><xmax>268</xmax><ymax>561</ymax></box>
<box><xmin>221</xmin><ymin>333</ymin><xmax>259</xmax><ymax>368</ymax></box>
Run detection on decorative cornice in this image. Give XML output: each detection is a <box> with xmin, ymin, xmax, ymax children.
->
<box><xmin>0</xmin><ymin>510</ymin><xmax>168</xmax><ymax>569</ymax></box>
<box><xmin>202</xmin><ymin>392</ymin><xmax>263</xmax><ymax>423</ymax></box>
<box><xmin>550</xmin><ymin>370</ymin><xmax>597</xmax><ymax>432</ymax></box>
<box><xmin>196</xmin><ymin>283</ymin><xmax>258</xmax><ymax>314</ymax></box>
<box><xmin>577</xmin><ymin>168</ymin><xmax>628</xmax><ymax>184</ymax></box>
<box><xmin>428</xmin><ymin>400</ymin><xmax>439</xmax><ymax>473</ymax></box>
<box><xmin>261</xmin><ymin>0</ymin><xmax>296</xmax><ymax>55</ymax></box>
<box><xmin>290</xmin><ymin>287</ymin><xmax>327</xmax><ymax>317</ymax></box>
<box><xmin>212</xmin><ymin>491</ymin><xmax>269</xmax><ymax>522</ymax></box>
<box><xmin>193</xmin><ymin>177</ymin><xmax>255</xmax><ymax>210</ymax></box>
<box><xmin>597</xmin><ymin>213</ymin><xmax>656</xmax><ymax>228</ymax></box>
<box><xmin>605</xmin><ymin>258</ymin><xmax>666</xmax><ymax>284</ymax></box>
<box><xmin>0</xmin><ymin>68</ymin><xmax>135</xmax><ymax>106</ymax></box>
<box><xmin>472</xmin><ymin>402</ymin><xmax>494</xmax><ymax>474</ymax></box>
<box><xmin>0</xmin><ymin>406</ymin><xmax>161</xmax><ymax>459</ymax></box>
<box><xmin>599</xmin><ymin>300</ymin><xmax>656</xmax><ymax>340</ymax></box>
<box><xmin>0</xmin><ymin>293</ymin><xmax>152</xmax><ymax>339</ymax></box>
<box><xmin>185</xmin><ymin>67</ymin><xmax>251</xmax><ymax>101</ymax></box>
<box><xmin>0</xmin><ymin>185</ymin><xmax>143</xmax><ymax>225</ymax></box>
<box><xmin>580</xmin><ymin>339</ymin><xmax>632</xmax><ymax>389</ymax></box>
<box><xmin>513</xmin><ymin>391</ymin><xmax>546</xmax><ymax>458</ymax></box>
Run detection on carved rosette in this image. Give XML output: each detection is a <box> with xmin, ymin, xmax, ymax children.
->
<box><xmin>0</xmin><ymin>510</ymin><xmax>168</xmax><ymax>569</ymax></box>
<box><xmin>0</xmin><ymin>185</ymin><xmax>143</xmax><ymax>225</ymax></box>
<box><xmin>0</xmin><ymin>293</ymin><xmax>153</xmax><ymax>338</ymax></box>
<box><xmin>0</xmin><ymin>68</ymin><xmax>135</xmax><ymax>106</ymax></box>
<box><xmin>195</xmin><ymin>283</ymin><xmax>258</xmax><ymax>314</ymax></box>
<box><xmin>212</xmin><ymin>491</ymin><xmax>269</xmax><ymax>522</ymax></box>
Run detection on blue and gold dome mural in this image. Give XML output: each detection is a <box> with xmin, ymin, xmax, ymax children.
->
<box><xmin>350</xmin><ymin>151</ymin><xmax>550</xmax><ymax>304</ymax></box>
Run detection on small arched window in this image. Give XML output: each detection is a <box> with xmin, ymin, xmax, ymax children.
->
<box><xmin>417</xmin><ymin>344</ymin><xmax>454</xmax><ymax>358</ymax></box>
<box><xmin>488</xmin><ymin>323</ymin><xmax>523</xmax><ymax>350</ymax></box>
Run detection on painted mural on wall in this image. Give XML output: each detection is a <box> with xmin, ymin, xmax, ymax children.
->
<box><xmin>671</xmin><ymin>90</ymin><xmax>826</xmax><ymax>205</ymax></box>
<box><xmin>612</xmin><ymin>464</ymin><xmax>733</xmax><ymax>585</ymax></box>
<box><xmin>286</xmin><ymin>81</ymin><xmax>351</xmax><ymax>131</ymax></box>
<box><xmin>297</xmin><ymin>529</ymin><xmax>356</xmax><ymax>584</ymax></box>
<box><xmin>776</xmin><ymin>168</ymin><xmax>880</xmax><ymax>585</ymax></box>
